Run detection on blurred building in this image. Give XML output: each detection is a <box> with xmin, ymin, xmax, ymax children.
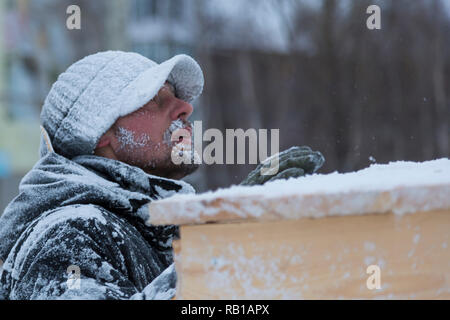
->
<box><xmin>0</xmin><ymin>0</ymin><xmax>125</xmax><ymax>213</ymax></box>
<box><xmin>127</xmin><ymin>0</ymin><xmax>198</xmax><ymax>62</ymax></box>
<box><xmin>0</xmin><ymin>0</ymin><xmax>40</xmax><ymax>210</ymax></box>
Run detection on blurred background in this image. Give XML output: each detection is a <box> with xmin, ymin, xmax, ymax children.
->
<box><xmin>0</xmin><ymin>0</ymin><xmax>449</xmax><ymax>213</ymax></box>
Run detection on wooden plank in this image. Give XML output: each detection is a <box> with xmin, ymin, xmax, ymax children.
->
<box><xmin>148</xmin><ymin>159</ymin><xmax>450</xmax><ymax>226</ymax></box>
<box><xmin>148</xmin><ymin>184</ymin><xmax>450</xmax><ymax>226</ymax></box>
<box><xmin>175</xmin><ymin>210</ymin><xmax>450</xmax><ymax>299</ymax></box>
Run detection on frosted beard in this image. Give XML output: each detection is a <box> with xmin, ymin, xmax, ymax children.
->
<box><xmin>117</xmin><ymin>127</ymin><xmax>151</xmax><ymax>149</ymax></box>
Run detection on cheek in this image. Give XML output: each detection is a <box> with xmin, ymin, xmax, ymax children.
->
<box><xmin>119</xmin><ymin>113</ymin><xmax>165</xmax><ymax>143</ymax></box>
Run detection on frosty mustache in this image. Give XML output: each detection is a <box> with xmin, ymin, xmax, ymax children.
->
<box><xmin>163</xmin><ymin>119</ymin><xmax>188</xmax><ymax>146</ymax></box>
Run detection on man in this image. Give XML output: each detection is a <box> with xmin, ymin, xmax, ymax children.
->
<box><xmin>0</xmin><ymin>51</ymin><xmax>324</xmax><ymax>300</ymax></box>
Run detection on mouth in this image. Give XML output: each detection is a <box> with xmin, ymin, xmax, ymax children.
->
<box><xmin>175</xmin><ymin>129</ymin><xmax>192</xmax><ymax>145</ymax></box>
<box><xmin>166</xmin><ymin>120</ymin><xmax>200</xmax><ymax>164</ymax></box>
<box><xmin>164</xmin><ymin>119</ymin><xmax>193</xmax><ymax>146</ymax></box>
<box><xmin>178</xmin><ymin>125</ymin><xmax>192</xmax><ymax>143</ymax></box>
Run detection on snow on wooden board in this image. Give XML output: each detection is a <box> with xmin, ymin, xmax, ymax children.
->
<box><xmin>147</xmin><ymin>158</ymin><xmax>450</xmax><ymax>226</ymax></box>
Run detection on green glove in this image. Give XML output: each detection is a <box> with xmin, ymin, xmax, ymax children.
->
<box><xmin>240</xmin><ymin>146</ymin><xmax>325</xmax><ymax>186</ymax></box>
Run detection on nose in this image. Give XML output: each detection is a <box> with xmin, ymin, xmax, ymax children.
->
<box><xmin>169</xmin><ymin>96</ymin><xmax>194</xmax><ymax>121</ymax></box>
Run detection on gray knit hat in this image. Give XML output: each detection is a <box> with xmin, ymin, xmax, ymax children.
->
<box><xmin>40</xmin><ymin>51</ymin><xmax>204</xmax><ymax>159</ymax></box>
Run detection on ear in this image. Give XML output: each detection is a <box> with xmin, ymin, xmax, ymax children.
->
<box><xmin>94</xmin><ymin>130</ymin><xmax>119</xmax><ymax>160</ymax></box>
<box><xmin>96</xmin><ymin>135</ymin><xmax>111</xmax><ymax>149</ymax></box>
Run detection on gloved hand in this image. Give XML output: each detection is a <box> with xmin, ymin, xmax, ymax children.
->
<box><xmin>130</xmin><ymin>263</ymin><xmax>177</xmax><ymax>300</ymax></box>
<box><xmin>240</xmin><ymin>146</ymin><xmax>325</xmax><ymax>186</ymax></box>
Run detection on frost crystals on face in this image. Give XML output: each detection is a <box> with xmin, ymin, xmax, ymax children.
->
<box><xmin>163</xmin><ymin>119</ymin><xmax>184</xmax><ymax>146</ymax></box>
<box><xmin>117</xmin><ymin>127</ymin><xmax>151</xmax><ymax>150</ymax></box>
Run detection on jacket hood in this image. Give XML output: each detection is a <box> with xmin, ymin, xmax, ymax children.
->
<box><xmin>0</xmin><ymin>152</ymin><xmax>195</xmax><ymax>262</ymax></box>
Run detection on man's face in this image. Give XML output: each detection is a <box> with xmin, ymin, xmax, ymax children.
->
<box><xmin>103</xmin><ymin>82</ymin><xmax>199</xmax><ymax>179</ymax></box>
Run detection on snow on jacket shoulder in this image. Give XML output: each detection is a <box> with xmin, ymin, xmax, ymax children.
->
<box><xmin>0</xmin><ymin>153</ymin><xmax>195</xmax><ymax>300</ymax></box>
